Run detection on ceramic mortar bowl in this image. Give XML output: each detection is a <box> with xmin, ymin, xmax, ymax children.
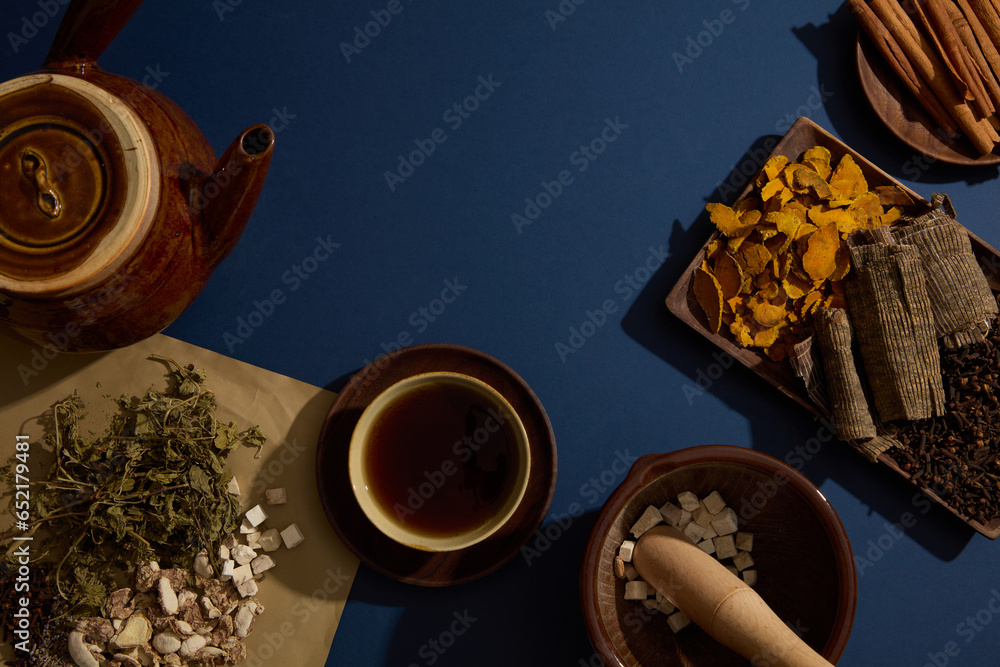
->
<box><xmin>580</xmin><ymin>445</ymin><xmax>857</xmax><ymax>666</ymax></box>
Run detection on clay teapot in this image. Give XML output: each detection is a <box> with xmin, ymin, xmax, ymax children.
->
<box><xmin>0</xmin><ymin>0</ymin><xmax>273</xmax><ymax>352</ymax></box>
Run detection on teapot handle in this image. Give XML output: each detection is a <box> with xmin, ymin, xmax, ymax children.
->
<box><xmin>44</xmin><ymin>0</ymin><xmax>147</xmax><ymax>70</ymax></box>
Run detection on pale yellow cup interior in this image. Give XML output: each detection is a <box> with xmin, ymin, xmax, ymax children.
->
<box><xmin>348</xmin><ymin>372</ymin><xmax>531</xmax><ymax>552</ymax></box>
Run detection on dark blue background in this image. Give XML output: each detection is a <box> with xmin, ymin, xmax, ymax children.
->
<box><xmin>3</xmin><ymin>1</ymin><xmax>1000</xmax><ymax>665</ymax></box>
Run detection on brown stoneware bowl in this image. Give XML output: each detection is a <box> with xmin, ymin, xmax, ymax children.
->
<box><xmin>580</xmin><ymin>445</ymin><xmax>856</xmax><ymax>666</ymax></box>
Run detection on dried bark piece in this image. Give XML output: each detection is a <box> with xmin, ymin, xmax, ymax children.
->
<box><xmin>789</xmin><ymin>335</ymin><xmax>831</xmax><ymax>415</ymax></box>
<box><xmin>847</xmin><ymin>243</ymin><xmax>945</xmax><ymax>421</ymax></box>
<box><xmin>894</xmin><ymin>193</ymin><xmax>997</xmax><ymax>348</ymax></box>
<box><xmin>814</xmin><ymin>308</ymin><xmax>877</xmax><ymax>441</ymax></box>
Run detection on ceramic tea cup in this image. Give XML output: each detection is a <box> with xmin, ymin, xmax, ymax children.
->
<box><xmin>348</xmin><ymin>371</ymin><xmax>531</xmax><ymax>552</ymax></box>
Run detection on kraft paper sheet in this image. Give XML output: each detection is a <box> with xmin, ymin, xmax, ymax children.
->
<box><xmin>0</xmin><ymin>333</ymin><xmax>358</xmax><ymax>666</ymax></box>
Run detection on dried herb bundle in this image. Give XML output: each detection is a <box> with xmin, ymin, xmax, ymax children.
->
<box><xmin>1</xmin><ymin>355</ymin><xmax>266</xmax><ymax>619</ymax></box>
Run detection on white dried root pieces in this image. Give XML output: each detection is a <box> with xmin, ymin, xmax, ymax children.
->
<box><xmin>67</xmin><ymin>482</ymin><xmax>304</xmax><ymax>667</ymax></box>
<box><xmin>615</xmin><ymin>490</ymin><xmax>757</xmax><ymax>633</ymax></box>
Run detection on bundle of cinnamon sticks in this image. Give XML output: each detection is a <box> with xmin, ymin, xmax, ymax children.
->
<box><xmin>848</xmin><ymin>0</ymin><xmax>1000</xmax><ymax>155</ymax></box>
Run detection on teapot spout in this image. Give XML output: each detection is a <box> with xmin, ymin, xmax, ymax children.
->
<box><xmin>195</xmin><ymin>125</ymin><xmax>274</xmax><ymax>267</ymax></box>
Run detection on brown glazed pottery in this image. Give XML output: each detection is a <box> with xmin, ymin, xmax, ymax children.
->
<box><xmin>580</xmin><ymin>445</ymin><xmax>856</xmax><ymax>666</ymax></box>
<box><xmin>0</xmin><ymin>0</ymin><xmax>274</xmax><ymax>352</ymax></box>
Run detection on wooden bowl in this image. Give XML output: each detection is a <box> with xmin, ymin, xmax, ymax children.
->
<box><xmin>580</xmin><ymin>445</ymin><xmax>857</xmax><ymax>666</ymax></box>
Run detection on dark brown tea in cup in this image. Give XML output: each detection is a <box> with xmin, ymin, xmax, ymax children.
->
<box><xmin>364</xmin><ymin>381</ymin><xmax>519</xmax><ymax>538</ymax></box>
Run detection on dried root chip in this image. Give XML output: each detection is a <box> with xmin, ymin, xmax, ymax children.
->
<box><xmin>714</xmin><ymin>252</ymin><xmax>743</xmax><ymax>301</ymax></box>
<box><xmin>750</xmin><ymin>298</ymin><xmax>786</xmax><ymax>328</ymax></box>
<box><xmin>707</xmin><ymin>202</ymin><xmax>755</xmax><ymax>238</ymax></box>
<box><xmin>828</xmin><ymin>153</ymin><xmax>867</xmax><ymax>202</ymax></box>
<box><xmin>848</xmin><ymin>191</ymin><xmax>883</xmax><ymax>230</ymax></box>
<box><xmin>760</xmin><ymin>178</ymin><xmax>785</xmax><ymax>202</ymax></box>
<box><xmin>801</xmin><ymin>222</ymin><xmax>840</xmax><ymax>282</ymax></box>
<box><xmin>693</xmin><ymin>263</ymin><xmax>724</xmax><ymax>334</ymax></box>
<box><xmin>787</xmin><ymin>163</ymin><xmax>832</xmax><ymax>200</ymax></box>
<box><xmin>756</xmin><ymin>155</ymin><xmax>789</xmax><ymax>188</ymax></box>
<box><xmin>830</xmin><ymin>246</ymin><xmax>851</xmax><ymax>282</ymax></box>
<box><xmin>737</xmin><ymin>242</ymin><xmax>772</xmax><ymax>278</ymax></box>
<box><xmin>802</xmin><ymin>145</ymin><xmax>832</xmax><ymax>180</ymax></box>
<box><xmin>808</xmin><ymin>206</ymin><xmax>857</xmax><ymax>236</ymax></box>
<box><xmin>874</xmin><ymin>185</ymin><xmax>913</xmax><ymax>207</ymax></box>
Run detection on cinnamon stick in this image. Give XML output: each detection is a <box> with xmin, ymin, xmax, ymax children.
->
<box><xmin>958</xmin><ymin>0</ymin><xmax>1000</xmax><ymax>84</ymax></box>
<box><xmin>850</xmin><ymin>0</ymin><xmax>960</xmax><ymax>135</ymax></box>
<box><xmin>870</xmin><ymin>0</ymin><xmax>998</xmax><ymax>153</ymax></box>
<box><xmin>925</xmin><ymin>0</ymin><xmax>994</xmax><ymax>115</ymax></box>
<box><xmin>914</xmin><ymin>0</ymin><xmax>972</xmax><ymax>99</ymax></box>
<box><xmin>951</xmin><ymin>0</ymin><xmax>1000</xmax><ymax>109</ymax></box>
<box><xmin>968</xmin><ymin>0</ymin><xmax>1000</xmax><ymax>50</ymax></box>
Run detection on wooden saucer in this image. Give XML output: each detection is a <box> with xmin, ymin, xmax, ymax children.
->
<box><xmin>315</xmin><ymin>344</ymin><xmax>557</xmax><ymax>586</ymax></box>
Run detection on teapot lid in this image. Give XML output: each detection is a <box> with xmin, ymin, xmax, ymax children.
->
<box><xmin>0</xmin><ymin>73</ymin><xmax>158</xmax><ymax>294</ymax></box>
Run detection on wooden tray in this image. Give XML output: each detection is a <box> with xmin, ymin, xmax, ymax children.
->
<box><xmin>665</xmin><ymin>116</ymin><xmax>1000</xmax><ymax>539</ymax></box>
<box><xmin>855</xmin><ymin>31</ymin><xmax>1000</xmax><ymax>166</ymax></box>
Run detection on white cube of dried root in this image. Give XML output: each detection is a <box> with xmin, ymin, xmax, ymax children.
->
<box><xmin>239</xmin><ymin>517</ymin><xmax>256</xmax><ymax>534</ymax></box>
<box><xmin>697</xmin><ymin>539</ymin><xmax>715</xmax><ymax>556</ymax></box>
<box><xmin>251</xmin><ymin>554</ymin><xmax>275</xmax><ymax>575</ymax></box>
<box><xmin>675</xmin><ymin>509</ymin><xmax>693</xmax><ymax>529</ymax></box>
<box><xmin>226</xmin><ymin>477</ymin><xmax>241</xmax><ymax>497</ymax></box>
<box><xmin>657</xmin><ymin>597</ymin><xmax>676</xmax><ymax>615</ymax></box>
<box><xmin>244</xmin><ymin>504</ymin><xmax>268</xmax><ymax>528</ymax></box>
<box><xmin>710</xmin><ymin>507</ymin><xmax>739</xmax><ymax>536</ymax></box>
<box><xmin>667</xmin><ymin>611</ymin><xmax>691</xmax><ymax>633</ymax></box>
<box><xmin>266</xmin><ymin>487</ymin><xmax>287</xmax><ymax>505</ymax></box>
<box><xmin>700</xmin><ymin>524</ymin><xmax>717</xmax><ymax>541</ymax></box>
<box><xmin>713</xmin><ymin>534</ymin><xmax>737</xmax><ymax>560</ymax></box>
<box><xmin>742</xmin><ymin>569</ymin><xmax>758</xmax><ymax>586</ymax></box>
<box><xmin>624</xmin><ymin>580</ymin><xmax>649</xmax><ymax>600</ymax></box>
<box><xmin>219</xmin><ymin>544</ymin><xmax>230</xmax><ymax>561</ymax></box>
<box><xmin>642</xmin><ymin>598</ymin><xmax>658</xmax><ymax>610</ymax></box>
<box><xmin>629</xmin><ymin>505</ymin><xmax>663</xmax><ymax>538</ymax></box>
<box><xmin>231</xmin><ymin>564</ymin><xmax>253</xmax><ymax>586</ymax></box>
<box><xmin>280</xmin><ymin>523</ymin><xmax>305</xmax><ymax>549</ymax></box>
<box><xmin>236</xmin><ymin>578</ymin><xmax>259</xmax><ymax>598</ymax></box>
<box><xmin>702</xmin><ymin>490</ymin><xmax>727</xmax><ymax>514</ymax></box>
<box><xmin>735</xmin><ymin>531</ymin><xmax>754</xmax><ymax>552</ymax></box>
<box><xmin>682</xmin><ymin>521</ymin><xmax>705</xmax><ymax>543</ymax></box>
<box><xmin>619</xmin><ymin>540</ymin><xmax>636</xmax><ymax>562</ymax></box>
<box><xmin>733</xmin><ymin>550</ymin><xmax>755</xmax><ymax>571</ymax></box>
<box><xmin>691</xmin><ymin>506</ymin><xmax>715</xmax><ymax>527</ymax></box>
<box><xmin>259</xmin><ymin>528</ymin><xmax>282</xmax><ymax>552</ymax></box>
<box><xmin>725</xmin><ymin>564</ymin><xmax>739</xmax><ymax>576</ymax></box>
<box><xmin>219</xmin><ymin>560</ymin><xmax>235</xmax><ymax>582</ymax></box>
<box><xmin>246</xmin><ymin>531</ymin><xmax>262</xmax><ymax>550</ymax></box>
<box><xmin>614</xmin><ymin>556</ymin><xmax>626</xmax><ymax>579</ymax></box>
<box><xmin>658</xmin><ymin>501</ymin><xmax>683</xmax><ymax>526</ymax></box>
<box><xmin>624</xmin><ymin>564</ymin><xmax>638</xmax><ymax>581</ymax></box>
<box><xmin>676</xmin><ymin>491</ymin><xmax>700</xmax><ymax>512</ymax></box>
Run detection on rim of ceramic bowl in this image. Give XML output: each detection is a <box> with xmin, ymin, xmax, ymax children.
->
<box><xmin>348</xmin><ymin>371</ymin><xmax>531</xmax><ymax>552</ymax></box>
<box><xmin>579</xmin><ymin>444</ymin><xmax>857</xmax><ymax>666</ymax></box>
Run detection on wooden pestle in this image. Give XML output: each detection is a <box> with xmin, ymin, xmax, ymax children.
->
<box><xmin>633</xmin><ymin>525</ymin><xmax>835</xmax><ymax>667</ymax></box>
